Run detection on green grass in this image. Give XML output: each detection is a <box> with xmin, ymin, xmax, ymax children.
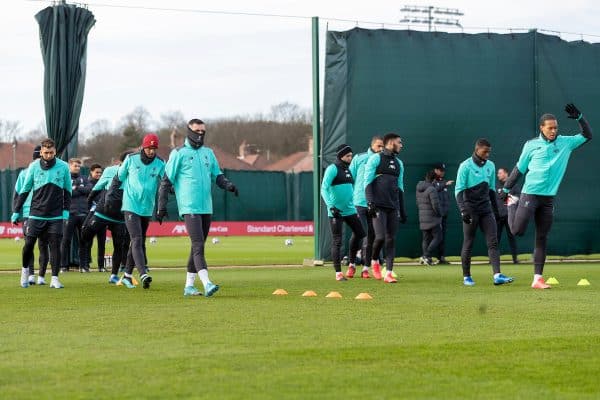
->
<box><xmin>1</xmin><ymin>236</ymin><xmax>598</xmax><ymax>271</ymax></box>
<box><xmin>1</xmin><ymin>263</ymin><xmax>599</xmax><ymax>399</ymax></box>
<box><xmin>0</xmin><ymin>236</ymin><xmax>314</xmax><ymax>270</ymax></box>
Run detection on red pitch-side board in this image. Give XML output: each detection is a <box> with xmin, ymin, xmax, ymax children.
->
<box><xmin>0</xmin><ymin>221</ymin><xmax>314</xmax><ymax>238</ymax></box>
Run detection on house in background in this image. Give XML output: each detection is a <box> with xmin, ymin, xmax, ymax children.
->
<box><xmin>0</xmin><ymin>141</ymin><xmax>36</xmax><ymax>170</ymax></box>
<box><xmin>264</xmin><ymin>138</ymin><xmax>314</xmax><ymax>172</ymax></box>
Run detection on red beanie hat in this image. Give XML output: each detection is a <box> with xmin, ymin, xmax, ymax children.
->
<box><xmin>142</xmin><ymin>133</ymin><xmax>159</xmax><ymax>149</ymax></box>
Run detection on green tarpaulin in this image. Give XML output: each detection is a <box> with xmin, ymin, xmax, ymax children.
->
<box><xmin>321</xmin><ymin>28</ymin><xmax>600</xmax><ymax>259</ymax></box>
<box><xmin>35</xmin><ymin>3</ymin><xmax>95</xmax><ymax>159</ymax></box>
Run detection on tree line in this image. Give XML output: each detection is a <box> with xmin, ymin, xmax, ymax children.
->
<box><xmin>2</xmin><ymin>102</ymin><xmax>312</xmax><ymax>167</ymax></box>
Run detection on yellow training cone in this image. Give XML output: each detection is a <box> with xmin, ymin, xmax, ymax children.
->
<box><xmin>302</xmin><ymin>290</ymin><xmax>318</xmax><ymax>297</ymax></box>
<box><xmin>355</xmin><ymin>292</ymin><xmax>373</xmax><ymax>300</ymax></box>
<box><xmin>325</xmin><ymin>291</ymin><xmax>342</xmax><ymax>298</ymax></box>
<box><xmin>577</xmin><ymin>279</ymin><xmax>591</xmax><ymax>286</ymax></box>
<box><xmin>546</xmin><ymin>277</ymin><xmax>559</xmax><ymax>285</ymax></box>
<box><xmin>272</xmin><ymin>289</ymin><xmax>288</xmax><ymax>295</ymax></box>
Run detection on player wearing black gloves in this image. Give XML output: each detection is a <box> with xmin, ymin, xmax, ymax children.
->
<box><xmin>455</xmin><ymin>139</ymin><xmax>513</xmax><ymax>287</ymax></box>
<box><xmin>363</xmin><ymin>133</ymin><xmax>407</xmax><ymax>283</ymax></box>
<box><xmin>501</xmin><ymin>103</ymin><xmax>592</xmax><ymax>289</ymax></box>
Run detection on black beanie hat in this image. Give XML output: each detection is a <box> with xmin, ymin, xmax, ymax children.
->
<box><xmin>32</xmin><ymin>145</ymin><xmax>42</xmax><ymax>160</ymax></box>
<box><xmin>336</xmin><ymin>144</ymin><xmax>352</xmax><ymax>160</ymax></box>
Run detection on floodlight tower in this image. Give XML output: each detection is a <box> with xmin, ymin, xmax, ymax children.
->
<box><xmin>400</xmin><ymin>5</ymin><xmax>464</xmax><ymax>31</ymax></box>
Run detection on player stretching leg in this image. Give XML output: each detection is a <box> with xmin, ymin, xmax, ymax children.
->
<box><xmin>502</xmin><ymin>104</ymin><xmax>592</xmax><ymax>289</ymax></box>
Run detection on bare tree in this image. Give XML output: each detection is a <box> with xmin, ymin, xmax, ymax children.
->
<box><xmin>0</xmin><ymin>119</ymin><xmax>21</xmax><ymax>142</ymax></box>
<box><xmin>160</xmin><ymin>110</ymin><xmax>186</xmax><ymax>130</ymax></box>
<box><xmin>118</xmin><ymin>106</ymin><xmax>153</xmax><ymax>150</ymax></box>
<box><xmin>268</xmin><ymin>101</ymin><xmax>311</xmax><ymax>124</ymax></box>
<box><xmin>22</xmin><ymin>121</ymin><xmax>47</xmax><ymax>142</ymax></box>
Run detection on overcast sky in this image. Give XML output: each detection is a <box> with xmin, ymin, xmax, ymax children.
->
<box><xmin>2</xmin><ymin>0</ymin><xmax>599</xmax><ymax>135</ymax></box>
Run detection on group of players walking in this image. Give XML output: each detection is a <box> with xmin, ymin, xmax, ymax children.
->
<box><xmin>11</xmin><ymin>103</ymin><xmax>592</xmax><ymax>292</ymax></box>
<box><xmin>321</xmin><ymin>103</ymin><xmax>592</xmax><ymax>288</ymax></box>
<box><xmin>12</xmin><ymin>119</ymin><xmax>238</xmax><ymax>296</ymax></box>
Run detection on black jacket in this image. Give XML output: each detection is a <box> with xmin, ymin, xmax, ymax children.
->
<box><xmin>69</xmin><ymin>173</ymin><xmax>91</xmax><ymax>216</ymax></box>
<box><xmin>495</xmin><ymin>180</ymin><xmax>521</xmax><ymax>218</ymax></box>
<box><xmin>416</xmin><ymin>181</ymin><xmax>442</xmax><ymax>230</ymax></box>
<box><xmin>365</xmin><ymin>150</ymin><xmax>406</xmax><ymax>218</ymax></box>
<box><xmin>432</xmin><ymin>179</ymin><xmax>450</xmax><ymax>217</ymax></box>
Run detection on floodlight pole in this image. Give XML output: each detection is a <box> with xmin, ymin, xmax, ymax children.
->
<box><xmin>311</xmin><ymin>16</ymin><xmax>321</xmax><ymax>260</ymax></box>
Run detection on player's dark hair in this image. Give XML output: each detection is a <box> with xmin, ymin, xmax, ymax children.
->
<box><xmin>40</xmin><ymin>138</ymin><xmax>55</xmax><ymax>148</ymax></box>
<box><xmin>498</xmin><ymin>167</ymin><xmax>509</xmax><ymax>174</ymax></box>
<box><xmin>119</xmin><ymin>150</ymin><xmax>133</xmax><ymax>162</ymax></box>
<box><xmin>476</xmin><ymin>138</ymin><xmax>491</xmax><ymax>148</ymax></box>
<box><xmin>90</xmin><ymin>163</ymin><xmax>102</xmax><ymax>171</ymax></box>
<box><xmin>539</xmin><ymin>113</ymin><xmax>557</xmax><ymax>126</ymax></box>
<box><xmin>188</xmin><ymin>118</ymin><xmax>205</xmax><ymax>126</ymax></box>
<box><xmin>371</xmin><ymin>135</ymin><xmax>383</xmax><ymax>144</ymax></box>
<box><xmin>425</xmin><ymin>170</ymin><xmax>437</xmax><ymax>182</ymax></box>
<box><xmin>383</xmin><ymin>133</ymin><xmax>401</xmax><ymax>145</ymax></box>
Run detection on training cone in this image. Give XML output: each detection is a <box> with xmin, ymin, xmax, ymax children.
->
<box><xmin>577</xmin><ymin>279</ymin><xmax>591</xmax><ymax>286</ymax></box>
<box><xmin>546</xmin><ymin>277</ymin><xmax>559</xmax><ymax>285</ymax></box>
<box><xmin>272</xmin><ymin>289</ymin><xmax>288</xmax><ymax>295</ymax></box>
<box><xmin>302</xmin><ymin>290</ymin><xmax>318</xmax><ymax>297</ymax></box>
<box><xmin>355</xmin><ymin>292</ymin><xmax>373</xmax><ymax>300</ymax></box>
<box><xmin>325</xmin><ymin>291</ymin><xmax>342</xmax><ymax>298</ymax></box>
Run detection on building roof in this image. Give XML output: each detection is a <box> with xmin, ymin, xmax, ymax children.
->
<box><xmin>264</xmin><ymin>151</ymin><xmax>313</xmax><ymax>172</ymax></box>
<box><xmin>0</xmin><ymin>142</ymin><xmax>36</xmax><ymax>170</ymax></box>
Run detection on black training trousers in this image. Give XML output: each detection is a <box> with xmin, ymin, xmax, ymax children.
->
<box><xmin>356</xmin><ymin>206</ymin><xmax>375</xmax><ymax>267</ymax></box>
<box><xmin>184</xmin><ymin>214</ymin><xmax>212</xmax><ymax>273</ymax></box>
<box><xmin>22</xmin><ymin>219</ymin><xmax>62</xmax><ymax>277</ymax></box>
<box><xmin>496</xmin><ymin>216</ymin><xmax>518</xmax><ymax>263</ymax></box>
<box><xmin>328</xmin><ymin>214</ymin><xmax>366</xmax><ymax>273</ymax></box>
<box><xmin>60</xmin><ymin>214</ymin><xmax>86</xmax><ymax>268</ymax></box>
<box><xmin>372</xmin><ymin>207</ymin><xmax>398</xmax><ymax>271</ymax></box>
<box><xmin>124</xmin><ymin>212</ymin><xmax>150</xmax><ymax>276</ymax></box>
<box><xmin>437</xmin><ymin>215</ymin><xmax>448</xmax><ymax>259</ymax></box>
<box><xmin>461</xmin><ymin>213</ymin><xmax>500</xmax><ymax>277</ymax></box>
<box><xmin>508</xmin><ymin>193</ymin><xmax>554</xmax><ymax>275</ymax></box>
<box><xmin>23</xmin><ymin>218</ymin><xmax>50</xmax><ymax>276</ymax></box>
<box><xmin>81</xmin><ymin>214</ymin><xmax>129</xmax><ymax>275</ymax></box>
<box><xmin>422</xmin><ymin>224</ymin><xmax>442</xmax><ymax>258</ymax></box>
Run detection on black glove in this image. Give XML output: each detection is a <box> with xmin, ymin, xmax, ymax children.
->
<box><xmin>461</xmin><ymin>211</ymin><xmax>472</xmax><ymax>224</ymax></box>
<box><xmin>367</xmin><ymin>202</ymin><xmax>378</xmax><ymax>218</ymax></box>
<box><xmin>226</xmin><ymin>182</ymin><xmax>239</xmax><ymax>197</ymax></box>
<box><xmin>156</xmin><ymin>209</ymin><xmax>168</xmax><ymax>225</ymax></box>
<box><xmin>330</xmin><ymin>207</ymin><xmax>342</xmax><ymax>218</ymax></box>
<box><xmin>565</xmin><ymin>103</ymin><xmax>581</xmax><ymax>120</ymax></box>
<box><xmin>498</xmin><ymin>188</ymin><xmax>509</xmax><ymax>202</ymax></box>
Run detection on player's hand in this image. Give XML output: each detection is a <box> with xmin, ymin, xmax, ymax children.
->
<box><xmin>565</xmin><ymin>103</ymin><xmax>581</xmax><ymax>119</ymax></box>
<box><xmin>11</xmin><ymin>212</ymin><xmax>20</xmax><ymax>226</ymax></box>
<box><xmin>367</xmin><ymin>202</ymin><xmax>378</xmax><ymax>218</ymax></box>
<box><xmin>498</xmin><ymin>188</ymin><xmax>509</xmax><ymax>201</ymax></box>
<box><xmin>330</xmin><ymin>207</ymin><xmax>342</xmax><ymax>218</ymax></box>
<box><xmin>226</xmin><ymin>182</ymin><xmax>239</xmax><ymax>197</ymax></box>
<box><xmin>446</xmin><ymin>180</ymin><xmax>455</xmax><ymax>186</ymax></box>
<box><xmin>156</xmin><ymin>209</ymin><xmax>167</xmax><ymax>225</ymax></box>
<box><xmin>461</xmin><ymin>211</ymin><xmax>472</xmax><ymax>224</ymax></box>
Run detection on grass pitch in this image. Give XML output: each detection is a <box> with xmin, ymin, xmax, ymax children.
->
<box><xmin>0</xmin><ymin>236</ymin><xmax>314</xmax><ymax>270</ymax></box>
<box><xmin>1</xmin><ymin>260</ymin><xmax>599</xmax><ymax>399</ymax></box>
